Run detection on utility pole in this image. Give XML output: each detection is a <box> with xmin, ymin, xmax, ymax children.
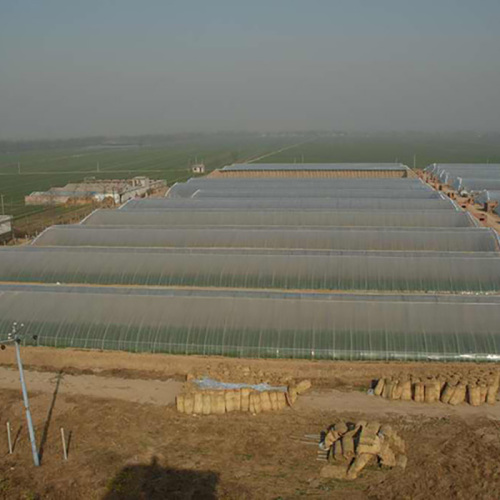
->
<box><xmin>0</xmin><ymin>323</ymin><xmax>40</xmax><ymax>466</ymax></box>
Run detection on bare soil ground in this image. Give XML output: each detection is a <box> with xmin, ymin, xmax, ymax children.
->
<box><xmin>2</xmin><ymin>348</ymin><xmax>500</xmax><ymax>499</ymax></box>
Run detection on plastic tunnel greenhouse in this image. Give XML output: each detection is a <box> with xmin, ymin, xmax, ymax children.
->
<box><xmin>33</xmin><ymin>225</ymin><xmax>500</xmax><ymax>252</ymax></box>
<box><xmin>122</xmin><ymin>197</ymin><xmax>455</xmax><ymax>211</ymax></box>
<box><xmin>83</xmin><ymin>209</ymin><xmax>475</xmax><ymax>228</ymax></box>
<box><xmin>1</xmin><ymin>284</ymin><xmax>500</xmax><ymax>361</ymax></box>
<box><xmin>2</xmin><ymin>247</ymin><xmax>500</xmax><ymax>293</ymax></box>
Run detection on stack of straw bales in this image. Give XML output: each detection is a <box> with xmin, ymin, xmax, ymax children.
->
<box><xmin>176</xmin><ymin>379</ymin><xmax>311</xmax><ymax>415</ymax></box>
<box><xmin>320</xmin><ymin>421</ymin><xmax>407</xmax><ymax>480</ymax></box>
<box><xmin>373</xmin><ymin>372</ymin><xmax>499</xmax><ymax>406</ymax></box>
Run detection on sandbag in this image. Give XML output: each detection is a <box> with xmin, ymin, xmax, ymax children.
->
<box><xmin>260</xmin><ymin>391</ymin><xmax>272</xmax><ymax>412</ymax></box>
<box><xmin>212</xmin><ymin>393</ymin><xmax>226</xmax><ymax>415</ymax></box>
<box><xmin>250</xmin><ymin>392</ymin><xmax>262</xmax><ymax>414</ymax></box>
<box><xmin>440</xmin><ymin>383</ymin><xmax>456</xmax><ymax>404</ymax></box>
<box><xmin>288</xmin><ymin>386</ymin><xmax>298</xmax><ymax>405</ymax></box>
<box><xmin>413</xmin><ymin>382</ymin><xmax>425</xmax><ymax>403</ymax></box>
<box><xmin>382</xmin><ymin>379</ymin><xmax>393</xmax><ymax>399</ymax></box>
<box><xmin>347</xmin><ymin>454</ymin><xmax>373</xmax><ymax>480</ymax></box>
<box><xmin>400</xmin><ymin>380</ymin><xmax>412</xmax><ymax>401</ymax></box>
<box><xmin>424</xmin><ymin>381</ymin><xmax>438</xmax><ymax>403</ymax></box>
<box><xmin>295</xmin><ymin>380</ymin><xmax>312</xmax><ymax>394</ymax></box>
<box><xmin>487</xmin><ymin>384</ymin><xmax>498</xmax><ymax>405</ymax></box>
<box><xmin>276</xmin><ymin>391</ymin><xmax>287</xmax><ymax>409</ymax></box>
<box><xmin>240</xmin><ymin>388</ymin><xmax>250</xmax><ymax>412</ymax></box>
<box><xmin>202</xmin><ymin>393</ymin><xmax>212</xmax><ymax>415</ymax></box>
<box><xmin>184</xmin><ymin>394</ymin><xmax>195</xmax><ymax>414</ymax></box>
<box><xmin>341</xmin><ymin>431</ymin><xmax>356</xmax><ymax>459</ymax></box>
<box><xmin>467</xmin><ymin>384</ymin><xmax>481</xmax><ymax>407</ymax></box>
<box><xmin>324</xmin><ymin>429</ymin><xmax>340</xmax><ymax>449</ymax></box>
<box><xmin>320</xmin><ymin>465</ymin><xmax>347</xmax><ymax>479</ymax></box>
<box><xmin>269</xmin><ymin>391</ymin><xmax>279</xmax><ymax>411</ymax></box>
<box><xmin>479</xmin><ymin>384</ymin><xmax>487</xmax><ymax>404</ymax></box>
<box><xmin>374</xmin><ymin>379</ymin><xmax>385</xmax><ymax>396</ymax></box>
<box><xmin>335</xmin><ymin>422</ymin><xmax>348</xmax><ymax>435</ymax></box>
<box><xmin>449</xmin><ymin>383</ymin><xmax>466</xmax><ymax>405</ymax></box>
<box><xmin>333</xmin><ymin>440</ymin><xmax>344</xmax><ymax>461</ymax></box>
<box><xmin>378</xmin><ymin>442</ymin><xmax>396</xmax><ymax>468</ymax></box>
<box><xmin>176</xmin><ymin>394</ymin><xmax>185</xmax><ymax>413</ymax></box>
<box><xmin>193</xmin><ymin>392</ymin><xmax>203</xmax><ymax>414</ymax></box>
<box><xmin>357</xmin><ymin>423</ymin><xmax>381</xmax><ymax>455</ymax></box>
<box><xmin>390</xmin><ymin>381</ymin><xmax>402</xmax><ymax>400</ymax></box>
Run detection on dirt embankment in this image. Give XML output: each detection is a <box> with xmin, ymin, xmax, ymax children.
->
<box><xmin>1</xmin><ymin>346</ymin><xmax>497</xmax><ymax>390</ymax></box>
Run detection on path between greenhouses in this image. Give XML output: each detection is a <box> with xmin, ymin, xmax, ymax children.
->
<box><xmin>2</xmin><ymin>366</ymin><xmax>500</xmax><ymax>420</ymax></box>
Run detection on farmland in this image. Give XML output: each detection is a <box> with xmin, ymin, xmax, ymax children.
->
<box><xmin>0</xmin><ymin>134</ymin><xmax>292</xmax><ymax>219</ymax></box>
<box><xmin>257</xmin><ymin>133</ymin><xmax>500</xmax><ymax>167</ymax></box>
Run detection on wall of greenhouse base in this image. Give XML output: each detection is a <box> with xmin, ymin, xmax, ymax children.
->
<box><xmin>1</xmin><ymin>285</ymin><xmax>500</xmax><ymax>362</ymax></box>
<box><xmin>121</xmin><ymin>197</ymin><xmax>455</xmax><ymax>211</ymax></box>
<box><xmin>1</xmin><ymin>247</ymin><xmax>500</xmax><ymax>293</ymax></box>
<box><xmin>83</xmin><ymin>209</ymin><xmax>475</xmax><ymax>228</ymax></box>
<box><xmin>33</xmin><ymin>225</ymin><xmax>500</xmax><ymax>253</ymax></box>
<box><xmin>221</xmin><ymin>163</ymin><xmax>410</xmax><ymax>171</ymax></box>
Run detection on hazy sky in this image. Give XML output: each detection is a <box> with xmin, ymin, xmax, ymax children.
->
<box><xmin>1</xmin><ymin>0</ymin><xmax>500</xmax><ymax>138</ymax></box>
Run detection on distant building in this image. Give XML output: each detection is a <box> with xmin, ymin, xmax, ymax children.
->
<box><xmin>25</xmin><ymin>177</ymin><xmax>166</xmax><ymax>206</ymax></box>
<box><xmin>0</xmin><ymin>215</ymin><xmax>13</xmax><ymax>242</ymax></box>
<box><xmin>192</xmin><ymin>163</ymin><xmax>206</xmax><ymax>174</ymax></box>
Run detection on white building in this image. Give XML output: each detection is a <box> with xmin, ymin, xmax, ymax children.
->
<box><xmin>0</xmin><ymin>215</ymin><xmax>13</xmax><ymax>242</ymax></box>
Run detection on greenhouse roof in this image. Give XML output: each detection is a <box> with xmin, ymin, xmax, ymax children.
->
<box><xmin>167</xmin><ymin>178</ymin><xmax>435</xmax><ymax>199</ymax></box>
<box><xmin>426</xmin><ymin>163</ymin><xmax>500</xmax><ymax>173</ymax></box>
<box><xmin>1</xmin><ymin>247</ymin><xmax>499</xmax><ymax>293</ymax></box>
<box><xmin>122</xmin><ymin>196</ymin><xmax>454</xmax><ymax>211</ymax></box>
<box><xmin>451</xmin><ymin>178</ymin><xmax>500</xmax><ymax>192</ymax></box>
<box><xmin>1</xmin><ymin>284</ymin><xmax>500</xmax><ymax>361</ymax></box>
<box><xmin>221</xmin><ymin>163</ymin><xmax>410</xmax><ymax>171</ymax></box>
<box><xmin>84</xmin><ymin>209</ymin><xmax>475</xmax><ymax>228</ymax></box>
<box><xmin>474</xmin><ymin>190</ymin><xmax>500</xmax><ymax>204</ymax></box>
<box><xmin>33</xmin><ymin>225</ymin><xmax>499</xmax><ymax>253</ymax></box>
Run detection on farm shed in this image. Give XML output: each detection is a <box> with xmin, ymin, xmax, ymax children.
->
<box><xmin>33</xmin><ymin>225</ymin><xmax>499</xmax><ymax>253</ymax></box>
<box><xmin>1</xmin><ymin>284</ymin><xmax>500</xmax><ymax>362</ymax></box>
<box><xmin>83</xmin><ymin>208</ymin><xmax>475</xmax><ymax>228</ymax></box>
<box><xmin>1</xmin><ymin>247</ymin><xmax>500</xmax><ymax>293</ymax></box>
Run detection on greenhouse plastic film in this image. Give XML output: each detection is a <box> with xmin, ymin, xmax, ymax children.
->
<box><xmin>33</xmin><ymin>225</ymin><xmax>499</xmax><ymax>253</ymax></box>
<box><xmin>1</xmin><ymin>247</ymin><xmax>500</xmax><ymax>293</ymax></box>
<box><xmin>122</xmin><ymin>197</ymin><xmax>454</xmax><ymax>211</ymax></box>
<box><xmin>83</xmin><ymin>209</ymin><xmax>474</xmax><ymax>228</ymax></box>
<box><xmin>1</xmin><ymin>284</ymin><xmax>500</xmax><ymax>361</ymax></box>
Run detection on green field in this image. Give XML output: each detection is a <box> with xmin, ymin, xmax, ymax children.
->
<box><xmin>2</xmin><ymin>132</ymin><xmax>500</xmax><ymax>219</ymax></box>
<box><xmin>257</xmin><ymin>133</ymin><xmax>500</xmax><ymax>167</ymax></box>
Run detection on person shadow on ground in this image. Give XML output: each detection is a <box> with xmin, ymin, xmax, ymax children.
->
<box><xmin>102</xmin><ymin>456</ymin><xmax>219</xmax><ymax>500</ymax></box>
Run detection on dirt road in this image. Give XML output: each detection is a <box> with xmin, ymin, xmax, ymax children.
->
<box><xmin>0</xmin><ymin>367</ymin><xmax>182</xmax><ymax>406</ymax></box>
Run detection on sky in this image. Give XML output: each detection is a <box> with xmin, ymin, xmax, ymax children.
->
<box><xmin>1</xmin><ymin>0</ymin><xmax>500</xmax><ymax>138</ymax></box>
